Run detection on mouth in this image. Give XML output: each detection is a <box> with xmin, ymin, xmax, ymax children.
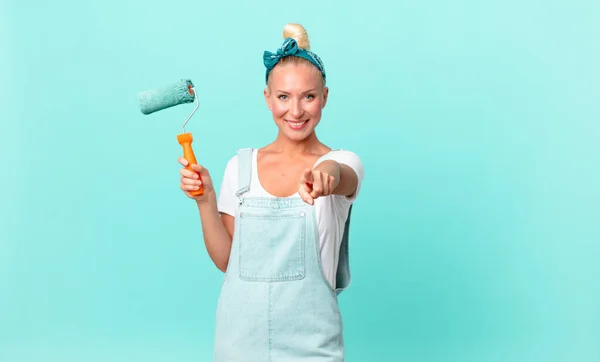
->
<box><xmin>285</xmin><ymin>119</ymin><xmax>309</xmax><ymax>130</ymax></box>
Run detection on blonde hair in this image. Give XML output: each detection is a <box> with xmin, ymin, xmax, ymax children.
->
<box><xmin>283</xmin><ymin>23</ymin><xmax>310</xmax><ymax>49</ymax></box>
<box><xmin>267</xmin><ymin>23</ymin><xmax>325</xmax><ymax>87</ymax></box>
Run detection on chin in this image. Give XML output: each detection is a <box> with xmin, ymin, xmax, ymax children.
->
<box><xmin>280</xmin><ymin>127</ymin><xmax>315</xmax><ymax>142</ymax></box>
<box><xmin>277</xmin><ymin>118</ymin><xmax>319</xmax><ymax>141</ymax></box>
<box><xmin>280</xmin><ymin>130</ymin><xmax>310</xmax><ymax>142</ymax></box>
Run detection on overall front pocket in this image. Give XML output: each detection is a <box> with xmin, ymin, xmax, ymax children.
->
<box><xmin>238</xmin><ymin>212</ymin><xmax>306</xmax><ymax>282</ymax></box>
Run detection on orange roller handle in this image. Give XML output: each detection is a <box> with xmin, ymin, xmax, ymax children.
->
<box><xmin>177</xmin><ymin>132</ymin><xmax>203</xmax><ymax>196</ymax></box>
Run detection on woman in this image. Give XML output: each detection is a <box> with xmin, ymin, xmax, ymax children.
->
<box><xmin>178</xmin><ymin>23</ymin><xmax>364</xmax><ymax>361</ymax></box>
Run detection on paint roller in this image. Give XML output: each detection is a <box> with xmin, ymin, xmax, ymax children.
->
<box><xmin>138</xmin><ymin>79</ymin><xmax>203</xmax><ymax>196</ymax></box>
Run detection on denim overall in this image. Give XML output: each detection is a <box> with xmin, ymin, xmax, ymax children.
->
<box><xmin>214</xmin><ymin>148</ymin><xmax>352</xmax><ymax>361</ymax></box>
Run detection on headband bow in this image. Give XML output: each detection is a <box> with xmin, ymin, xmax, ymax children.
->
<box><xmin>263</xmin><ymin>38</ymin><xmax>326</xmax><ymax>83</ymax></box>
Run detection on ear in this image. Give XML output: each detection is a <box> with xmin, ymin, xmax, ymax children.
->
<box><xmin>264</xmin><ymin>86</ymin><xmax>272</xmax><ymax>111</ymax></box>
<box><xmin>321</xmin><ymin>86</ymin><xmax>329</xmax><ymax>109</ymax></box>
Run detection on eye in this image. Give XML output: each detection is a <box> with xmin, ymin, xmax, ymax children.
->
<box><xmin>305</xmin><ymin>94</ymin><xmax>315</xmax><ymax>100</ymax></box>
<box><xmin>278</xmin><ymin>94</ymin><xmax>288</xmax><ymax>100</ymax></box>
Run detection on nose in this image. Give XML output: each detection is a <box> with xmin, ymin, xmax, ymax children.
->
<box><xmin>290</xmin><ymin>99</ymin><xmax>303</xmax><ymax>119</ymax></box>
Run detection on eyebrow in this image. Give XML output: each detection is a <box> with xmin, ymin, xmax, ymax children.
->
<box><xmin>275</xmin><ymin>89</ymin><xmax>318</xmax><ymax>94</ymax></box>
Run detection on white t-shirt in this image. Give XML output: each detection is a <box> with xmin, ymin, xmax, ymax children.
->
<box><xmin>217</xmin><ymin>149</ymin><xmax>364</xmax><ymax>289</ymax></box>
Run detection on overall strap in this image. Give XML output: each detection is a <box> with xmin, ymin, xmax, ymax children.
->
<box><xmin>335</xmin><ymin>205</ymin><xmax>353</xmax><ymax>295</ymax></box>
<box><xmin>235</xmin><ymin>148</ymin><xmax>254</xmax><ymax>197</ymax></box>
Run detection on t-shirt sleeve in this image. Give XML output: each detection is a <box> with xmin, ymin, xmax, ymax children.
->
<box><xmin>315</xmin><ymin>150</ymin><xmax>365</xmax><ymax>203</ymax></box>
<box><xmin>217</xmin><ymin>155</ymin><xmax>239</xmax><ymax>217</ymax></box>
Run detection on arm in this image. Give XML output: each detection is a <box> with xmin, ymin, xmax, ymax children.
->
<box><xmin>298</xmin><ymin>157</ymin><xmax>361</xmax><ymax>205</ymax></box>
<box><xmin>314</xmin><ymin>160</ymin><xmax>359</xmax><ymax>198</ymax></box>
<box><xmin>195</xmin><ymin>195</ymin><xmax>234</xmax><ymax>272</ymax></box>
<box><xmin>179</xmin><ymin>157</ymin><xmax>233</xmax><ymax>272</ymax></box>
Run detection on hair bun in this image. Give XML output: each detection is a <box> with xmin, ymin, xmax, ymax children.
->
<box><xmin>282</xmin><ymin>23</ymin><xmax>310</xmax><ymax>50</ymax></box>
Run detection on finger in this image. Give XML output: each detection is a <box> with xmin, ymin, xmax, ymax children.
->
<box><xmin>181</xmin><ymin>182</ymin><xmax>202</xmax><ymax>192</ymax></box>
<box><xmin>328</xmin><ymin>175</ymin><xmax>335</xmax><ymax>195</ymax></box>
<box><xmin>298</xmin><ymin>183</ymin><xmax>314</xmax><ymax>205</ymax></box>
<box><xmin>319</xmin><ymin>174</ymin><xmax>330</xmax><ymax>196</ymax></box>
<box><xmin>300</xmin><ymin>179</ymin><xmax>313</xmax><ymax>196</ymax></box>
<box><xmin>181</xmin><ymin>176</ymin><xmax>202</xmax><ymax>186</ymax></box>
<box><xmin>310</xmin><ymin>177</ymin><xmax>323</xmax><ymax>198</ymax></box>
<box><xmin>302</xmin><ymin>168</ymin><xmax>313</xmax><ymax>184</ymax></box>
<box><xmin>178</xmin><ymin>157</ymin><xmax>189</xmax><ymax>167</ymax></box>
<box><xmin>303</xmin><ymin>181</ymin><xmax>313</xmax><ymax>195</ymax></box>
<box><xmin>310</xmin><ymin>171</ymin><xmax>324</xmax><ymax>199</ymax></box>
<box><xmin>322</xmin><ymin>181</ymin><xmax>330</xmax><ymax>197</ymax></box>
<box><xmin>180</xmin><ymin>168</ymin><xmax>199</xmax><ymax>179</ymax></box>
<box><xmin>320</xmin><ymin>173</ymin><xmax>331</xmax><ymax>196</ymax></box>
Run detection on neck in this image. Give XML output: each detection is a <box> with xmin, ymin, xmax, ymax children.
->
<box><xmin>270</xmin><ymin>131</ymin><xmax>323</xmax><ymax>156</ymax></box>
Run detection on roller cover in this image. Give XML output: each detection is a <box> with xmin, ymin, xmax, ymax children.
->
<box><xmin>138</xmin><ymin>79</ymin><xmax>195</xmax><ymax>115</ymax></box>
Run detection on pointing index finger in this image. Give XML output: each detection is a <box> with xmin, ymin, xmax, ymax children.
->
<box><xmin>303</xmin><ymin>169</ymin><xmax>313</xmax><ymax>183</ymax></box>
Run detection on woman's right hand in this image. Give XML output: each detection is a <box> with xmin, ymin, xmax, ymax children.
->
<box><xmin>179</xmin><ymin>157</ymin><xmax>215</xmax><ymax>202</ymax></box>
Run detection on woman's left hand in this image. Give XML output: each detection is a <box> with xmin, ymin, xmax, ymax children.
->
<box><xmin>298</xmin><ymin>168</ymin><xmax>337</xmax><ymax>205</ymax></box>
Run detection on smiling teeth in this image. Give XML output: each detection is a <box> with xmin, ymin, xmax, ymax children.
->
<box><xmin>289</xmin><ymin>121</ymin><xmax>307</xmax><ymax>126</ymax></box>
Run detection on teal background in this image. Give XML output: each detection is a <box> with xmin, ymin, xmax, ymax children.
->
<box><xmin>1</xmin><ymin>0</ymin><xmax>599</xmax><ymax>361</ymax></box>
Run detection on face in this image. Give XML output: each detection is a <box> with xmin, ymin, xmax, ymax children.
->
<box><xmin>264</xmin><ymin>62</ymin><xmax>328</xmax><ymax>142</ymax></box>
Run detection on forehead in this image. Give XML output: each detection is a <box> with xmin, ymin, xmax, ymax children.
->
<box><xmin>269</xmin><ymin>63</ymin><xmax>323</xmax><ymax>90</ymax></box>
